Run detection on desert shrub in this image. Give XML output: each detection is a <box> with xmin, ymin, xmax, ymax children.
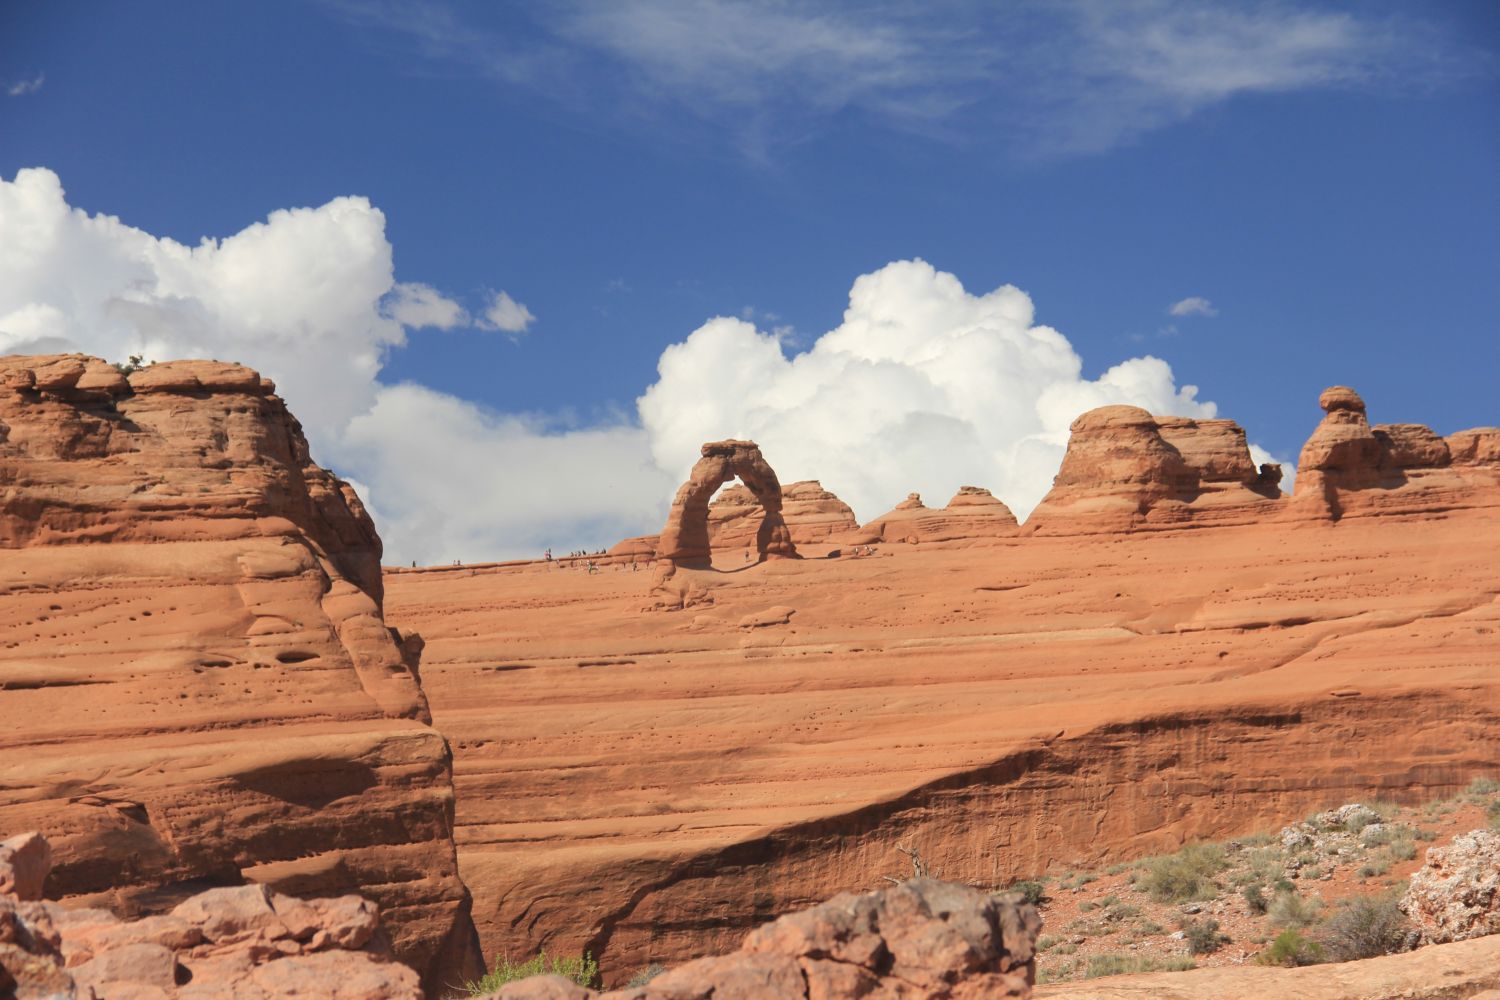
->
<box><xmin>1084</xmin><ymin>954</ymin><xmax>1195</xmax><ymax>978</ymax></box>
<box><xmin>1037</xmin><ymin>934</ymin><xmax>1061</xmax><ymax>952</ymax></box>
<box><xmin>1268</xmin><ymin>890</ymin><xmax>1322</xmax><ymax>929</ymax></box>
<box><xmin>1345</xmin><ymin>812</ymin><xmax>1377</xmax><ymax>834</ymax></box>
<box><xmin>1466</xmin><ymin>776</ymin><xmax>1499</xmax><ymax>796</ymax></box>
<box><xmin>1414</xmin><ymin>827</ymin><xmax>1439</xmax><ymax>841</ymax></box>
<box><xmin>1257</xmin><ymin>929</ymin><xmax>1324</xmax><ymax>967</ymax></box>
<box><xmin>625</xmin><ymin>964</ymin><xmax>667</xmax><ymax>988</ymax></box>
<box><xmin>466</xmin><ymin>952</ymin><xmax>599</xmax><ymax>994</ymax></box>
<box><xmin>1303</xmin><ymin>865</ymin><xmax>1323</xmax><ymax>880</ymax></box>
<box><xmin>1183</xmin><ymin>918</ymin><xmax>1226</xmax><ymax>955</ymax></box>
<box><xmin>1243</xmin><ymin>884</ymin><xmax>1268</xmax><ymax>914</ymax></box>
<box><xmin>1488</xmin><ymin>800</ymin><xmax>1500</xmax><ymax>829</ymax></box>
<box><xmin>1386</xmin><ymin>837</ymin><xmax>1417</xmax><ymax>862</ymax></box>
<box><xmin>1140</xmin><ymin>844</ymin><xmax>1227</xmax><ymax>903</ymax></box>
<box><xmin>1273</xmin><ymin>877</ymin><xmax>1296</xmax><ymax>894</ymax></box>
<box><xmin>1321</xmin><ymin>894</ymin><xmax>1409</xmax><ymax>962</ymax></box>
<box><xmin>1008</xmin><ymin>880</ymin><xmax>1046</xmax><ymax>905</ymax></box>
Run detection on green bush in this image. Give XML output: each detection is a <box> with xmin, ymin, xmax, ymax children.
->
<box><xmin>465</xmin><ymin>951</ymin><xmax>599</xmax><ymax>995</ymax></box>
<box><xmin>1466</xmin><ymin>776</ymin><xmax>1499</xmax><ymax>796</ymax></box>
<box><xmin>1008</xmin><ymin>880</ymin><xmax>1046</xmax><ymax>905</ymax></box>
<box><xmin>1243</xmin><ymin>884</ymin><xmax>1268</xmax><ymax>914</ymax></box>
<box><xmin>1183</xmin><ymin>918</ymin><xmax>1226</xmax><ymax>956</ymax></box>
<box><xmin>1140</xmin><ymin>844</ymin><xmax>1227</xmax><ymax>903</ymax></box>
<box><xmin>1257</xmin><ymin>929</ymin><xmax>1324</xmax><ymax>967</ymax></box>
<box><xmin>1321</xmin><ymin>894</ymin><xmax>1409</xmax><ymax>962</ymax></box>
<box><xmin>1488</xmin><ymin>800</ymin><xmax>1500</xmax><ymax>829</ymax></box>
<box><xmin>1268</xmin><ymin>890</ymin><xmax>1322</xmax><ymax>929</ymax></box>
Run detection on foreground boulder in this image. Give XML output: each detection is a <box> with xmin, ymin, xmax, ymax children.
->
<box><xmin>487</xmin><ymin>879</ymin><xmax>1039</xmax><ymax>999</ymax></box>
<box><xmin>0</xmin><ymin>832</ymin><xmax>419</xmax><ymax>999</ymax></box>
<box><xmin>0</xmin><ymin>355</ymin><xmax>480</xmax><ymax>992</ymax></box>
<box><xmin>1402</xmin><ymin>829</ymin><xmax>1500</xmax><ymax>944</ymax></box>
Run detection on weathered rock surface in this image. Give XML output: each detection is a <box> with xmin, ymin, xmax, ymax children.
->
<box><xmin>0</xmin><ymin>832</ymin><xmax>420</xmax><ymax>999</ymax></box>
<box><xmin>1041</xmin><ymin>931</ymin><xmax>1500</xmax><ymax>998</ymax></box>
<box><xmin>0</xmin><ymin>355</ymin><xmax>480</xmax><ymax>992</ymax></box>
<box><xmin>1402</xmin><ymin>829</ymin><xmax>1500</xmax><ymax>944</ymax></box>
<box><xmin>487</xmin><ymin>879</ymin><xmax>1038</xmax><ymax>999</ymax></box>
<box><xmin>856</xmin><ymin>487</ymin><xmax>1019</xmax><ymax>545</ymax></box>
<box><xmin>1028</xmin><ymin>406</ymin><xmax>1282</xmax><ymax>533</ymax></box>
<box><xmin>386</xmin><ymin>472</ymin><xmax>1500</xmax><ymax>978</ymax></box>
<box><xmin>1293</xmin><ymin>387</ymin><xmax>1500</xmax><ymax>519</ymax></box>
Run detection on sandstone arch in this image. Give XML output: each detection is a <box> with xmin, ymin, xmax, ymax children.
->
<box><xmin>656</xmin><ymin>440</ymin><xmax>799</xmax><ymax>566</ymax></box>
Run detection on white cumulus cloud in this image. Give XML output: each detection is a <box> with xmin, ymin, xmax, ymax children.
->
<box><xmin>0</xmin><ymin>169</ymin><xmax>1282</xmax><ymax>563</ymax></box>
<box><xmin>640</xmin><ymin>259</ymin><xmax>1246</xmax><ymax>522</ymax></box>
<box><xmin>1169</xmin><ymin>296</ymin><xmax>1217</xmax><ymax>317</ymax></box>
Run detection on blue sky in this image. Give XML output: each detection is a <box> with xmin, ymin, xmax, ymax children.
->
<box><xmin>2</xmin><ymin>1</ymin><xmax>1497</xmax><ymax>562</ymax></box>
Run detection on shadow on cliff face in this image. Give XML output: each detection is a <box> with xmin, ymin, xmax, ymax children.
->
<box><xmin>232</xmin><ymin>760</ymin><xmax>381</xmax><ymax>810</ymax></box>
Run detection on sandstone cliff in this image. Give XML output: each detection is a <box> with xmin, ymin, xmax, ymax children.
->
<box><xmin>0</xmin><ymin>355</ymin><xmax>480</xmax><ymax>993</ymax></box>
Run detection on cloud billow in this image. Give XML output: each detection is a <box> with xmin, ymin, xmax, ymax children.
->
<box><xmin>0</xmin><ymin>168</ymin><xmax>1286</xmax><ymax>563</ymax></box>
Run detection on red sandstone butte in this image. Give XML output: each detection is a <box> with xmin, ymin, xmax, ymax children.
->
<box><xmin>0</xmin><ymin>355</ymin><xmax>481</xmax><ymax>994</ymax></box>
<box><xmin>383</xmin><ymin>386</ymin><xmax>1500</xmax><ymax>985</ymax></box>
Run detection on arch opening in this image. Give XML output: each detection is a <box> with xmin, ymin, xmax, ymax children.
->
<box><xmin>655</xmin><ymin>440</ymin><xmax>799</xmax><ymax>568</ymax></box>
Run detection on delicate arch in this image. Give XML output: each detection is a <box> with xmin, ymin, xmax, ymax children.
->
<box><xmin>655</xmin><ymin>440</ymin><xmax>799</xmax><ymax>567</ymax></box>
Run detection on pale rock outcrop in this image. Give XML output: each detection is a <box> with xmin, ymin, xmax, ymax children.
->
<box><xmin>0</xmin><ymin>355</ymin><xmax>480</xmax><ymax>993</ymax></box>
<box><xmin>487</xmin><ymin>879</ymin><xmax>1038</xmax><ymax>999</ymax></box>
<box><xmin>1401</xmin><ymin>829</ymin><xmax>1500</xmax><ymax>944</ymax></box>
<box><xmin>0</xmin><ymin>833</ymin><xmax>420</xmax><ymax>999</ymax></box>
<box><xmin>855</xmin><ymin>487</ymin><xmax>1018</xmax><ymax>545</ymax></box>
<box><xmin>1027</xmin><ymin>406</ymin><xmax>1280</xmax><ymax>533</ymax></box>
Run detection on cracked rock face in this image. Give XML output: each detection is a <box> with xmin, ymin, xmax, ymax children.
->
<box><xmin>0</xmin><ymin>355</ymin><xmax>480</xmax><ymax>992</ymax></box>
<box><xmin>0</xmin><ymin>832</ymin><xmax>421</xmax><ymax>999</ymax></box>
<box><xmin>485</xmin><ymin>879</ymin><xmax>1039</xmax><ymax>999</ymax></box>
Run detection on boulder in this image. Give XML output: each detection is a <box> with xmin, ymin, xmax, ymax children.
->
<box><xmin>483</xmin><ymin>879</ymin><xmax>1038</xmax><ymax>999</ymax></box>
<box><xmin>0</xmin><ymin>832</ymin><xmax>422</xmax><ymax>999</ymax></box>
<box><xmin>1402</xmin><ymin>829</ymin><xmax>1500</xmax><ymax>944</ymax></box>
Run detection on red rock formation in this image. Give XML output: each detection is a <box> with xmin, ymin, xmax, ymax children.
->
<box><xmin>1291</xmin><ymin>387</ymin><xmax>1500</xmax><ymax>519</ymax></box>
<box><xmin>655</xmin><ymin>441</ymin><xmax>799</xmax><ymax>566</ymax></box>
<box><xmin>488</xmin><ymin>879</ymin><xmax>1038</xmax><ymax>1000</ymax></box>
<box><xmin>856</xmin><ymin>487</ymin><xmax>1019</xmax><ymax>545</ymax></box>
<box><xmin>0</xmin><ymin>832</ymin><xmax>421</xmax><ymax>999</ymax></box>
<box><xmin>1027</xmin><ymin>406</ymin><xmax>1282</xmax><ymax>533</ymax></box>
<box><xmin>386</xmin><ymin>493</ymin><xmax>1500</xmax><ymax>976</ymax></box>
<box><xmin>0</xmin><ymin>355</ymin><xmax>480</xmax><ymax>993</ymax></box>
<box><xmin>708</xmin><ymin>480</ymin><xmax>858</xmax><ymax>549</ymax></box>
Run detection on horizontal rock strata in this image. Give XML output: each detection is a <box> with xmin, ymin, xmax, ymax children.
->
<box><xmin>0</xmin><ymin>355</ymin><xmax>480</xmax><ymax>993</ymax></box>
